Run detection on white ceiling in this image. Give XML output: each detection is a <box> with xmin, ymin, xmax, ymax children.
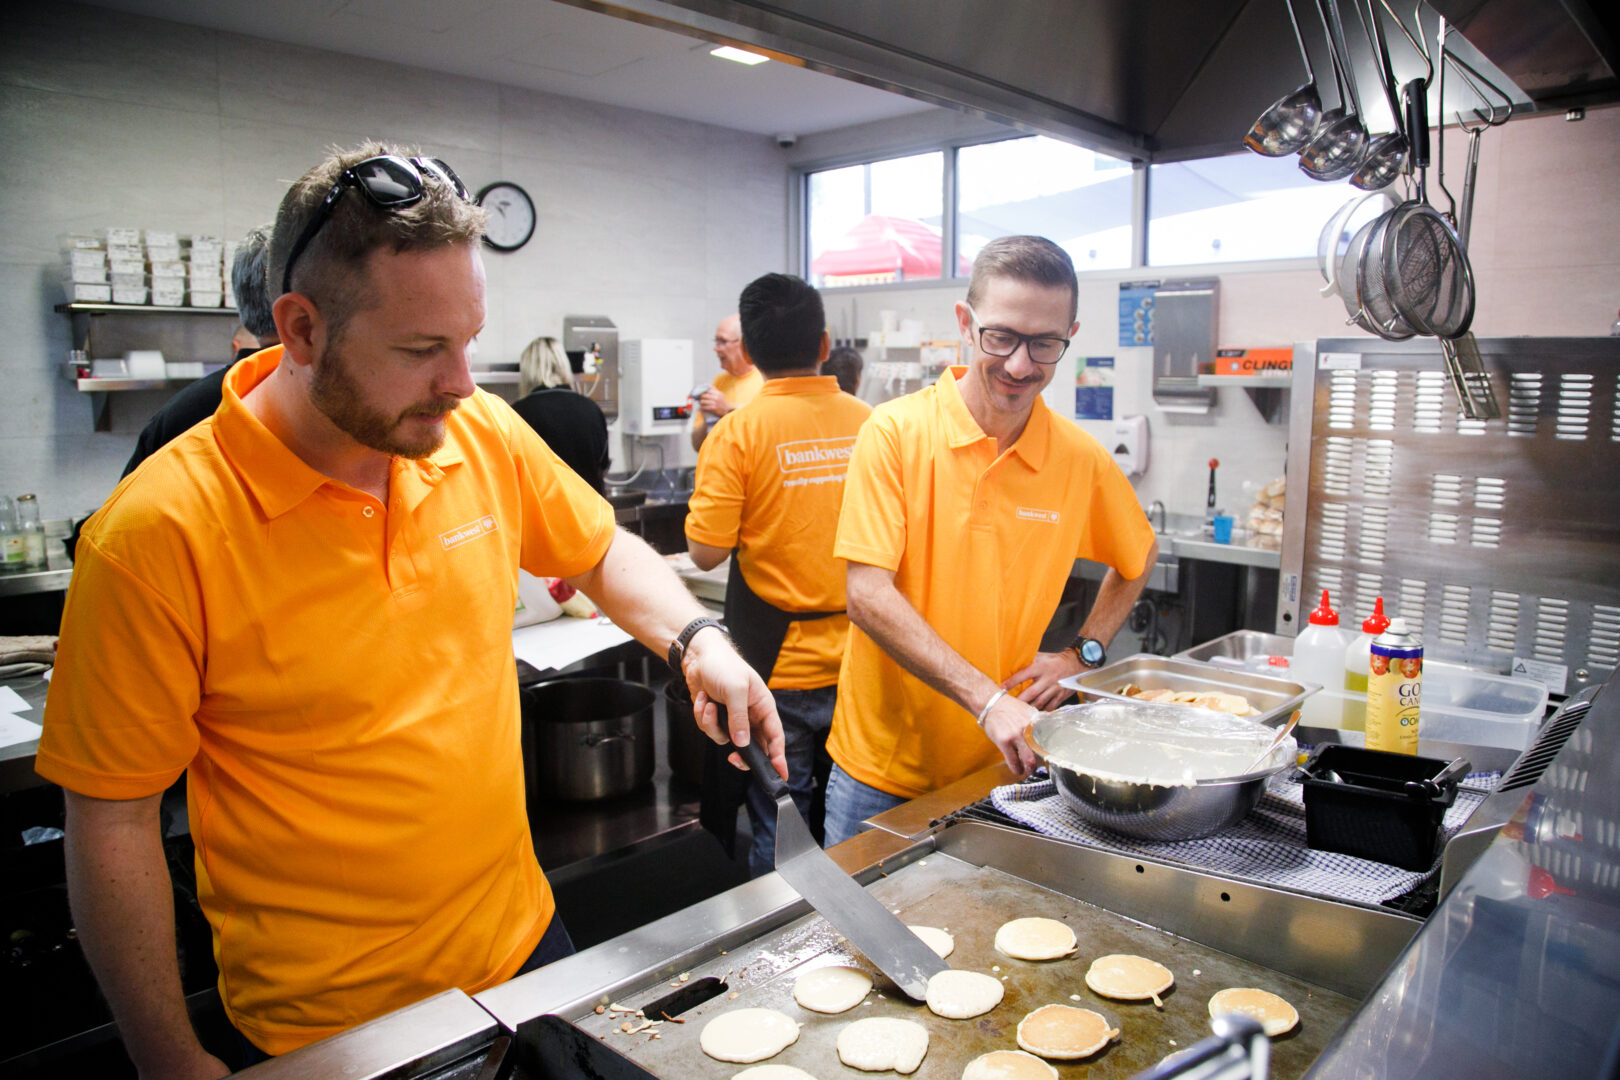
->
<box><xmin>80</xmin><ymin>0</ymin><xmax>937</xmax><ymax>137</ymax></box>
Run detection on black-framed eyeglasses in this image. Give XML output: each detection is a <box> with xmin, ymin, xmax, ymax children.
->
<box><xmin>280</xmin><ymin>154</ymin><xmax>471</xmax><ymax>296</ymax></box>
<box><xmin>963</xmin><ymin>302</ymin><xmax>1070</xmax><ymax>365</ymax></box>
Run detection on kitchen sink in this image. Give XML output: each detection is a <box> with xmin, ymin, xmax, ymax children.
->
<box><xmin>604</xmin><ymin>488</ymin><xmax>648</xmax><ymax>510</ymax></box>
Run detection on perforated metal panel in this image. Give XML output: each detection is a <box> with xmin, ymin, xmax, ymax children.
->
<box><xmin>1278</xmin><ymin>338</ymin><xmax>1620</xmax><ymax>694</ymax></box>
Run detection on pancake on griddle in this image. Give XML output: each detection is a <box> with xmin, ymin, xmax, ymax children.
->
<box><xmin>699</xmin><ymin>1007</ymin><xmax>800</xmax><ymax>1063</ymax></box>
<box><xmin>993</xmin><ymin>917</ymin><xmax>1076</xmax><ymax>960</ymax></box>
<box><xmin>961</xmin><ymin>1049</ymin><xmax>1058</xmax><ymax>1079</ymax></box>
<box><xmin>1084</xmin><ymin>953</ymin><xmax>1175</xmax><ymax>1007</ymax></box>
<box><xmin>1208</xmin><ymin>987</ymin><xmax>1299</xmax><ymax>1036</ymax></box>
<box><xmin>1014</xmin><ymin>1004</ymin><xmax>1120</xmax><ymax>1060</ymax></box>
<box><xmin>924</xmin><ymin>969</ymin><xmax>1004</xmax><ymax>1019</ymax></box>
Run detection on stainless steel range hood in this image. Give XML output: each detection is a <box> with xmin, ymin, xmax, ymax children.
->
<box><xmin>565</xmin><ymin>0</ymin><xmax>1618</xmax><ymax>159</ymax></box>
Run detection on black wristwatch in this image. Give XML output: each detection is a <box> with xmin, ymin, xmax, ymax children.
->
<box><xmin>667</xmin><ymin>617</ymin><xmax>728</xmax><ymax>678</ymax></box>
<box><xmin>1071</xmin><ymin>636</ymin><xmax>1107</xmax><ymax>669</ymax></box>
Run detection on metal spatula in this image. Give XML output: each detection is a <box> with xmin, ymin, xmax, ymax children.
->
<box><xmin>727</xmin><ymin>727</ymin><xmax>949</xmax><ymax>1000</ymax></box>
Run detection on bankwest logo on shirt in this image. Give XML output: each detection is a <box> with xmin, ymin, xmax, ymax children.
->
<box><xmin>440</xmin><ymin>515</ymin><xmax>499</xmax><ymax>550</ymax></box>
<box><xmin>1016</xmin><ymin>507</ymin><xmax>1061</xmax><ymax>524</ymax></box>
<box><xmin>776</xmin><ymin>437</ymin><xmax>857</xmax><ymax>474</ymax></box>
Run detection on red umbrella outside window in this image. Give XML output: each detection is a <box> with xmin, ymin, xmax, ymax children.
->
<box><xmin>810</xmin><ymin>214</ymin><xmax>971</xmax><ymax>282</ymax></box>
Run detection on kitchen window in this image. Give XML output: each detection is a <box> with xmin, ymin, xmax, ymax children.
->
<box><xmin>957</xmin><ymin>136</ymin><xmax>1133</xmax><ymax>272</ymax></box>
<box><xmin>1146</xmin><ymin>152</ymin><xmax>1367</xmax><ymax>266</ymax></box>
<box><xmin>806</xmin><ymin>151</ymin><xmax>946</xmax><ymax>288</ymax></box>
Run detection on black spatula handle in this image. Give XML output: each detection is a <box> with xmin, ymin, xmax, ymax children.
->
<box><xmin>719</xmin><ymin>704</ymin><xmax>788</xmax><ymax>800</ymax></box>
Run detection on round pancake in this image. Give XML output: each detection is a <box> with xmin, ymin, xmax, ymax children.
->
<box><xmin>792</xmin><ymin>966</ymin><xmax>872</xmax><ymax>1014</ymax></box>
<box><xmin>924</xmin><ymin>969</ymin><xmax>1004</xmax><ymax>1019</ymax></box>
<box><xmin>699</xmin><ymin>1008</ymin><xmax>800</xmax><ymax>1063</ymax></box>
<box><xmin>994</xmin><ymin>917</ymin><xmax>1076</xmax><ymax>961</ymax></box>
<box><xmin>909</xmin><ymin>925</ymin><xmax>956</xmax><ymax>958</ymax></box>
<box><xmin>1015</xmin><ymin>1005</ymin><xmax>1119</xmax><ymax>1060</ymax></box>
<box><xmin>961</xmin><ymin>1049</ymin><xmax>1059</xmax><ymax>1080</ymax></box>
<box><xmin>733</xmin><ymin>1067</ymin><xmax>819</xmax><ymax>1080</ymax></box>
<box><xmin>1208</xmin><ymin>987</ymin><xmax>1300</xmax><ymax>1036</ymax></box>
<box><xmin>836</xmin><ymin>1016</ymin><xmax>929</xmax><ymax>1074</ymax></box>
<box><xmin>1084</xmin><ymin>954</ymin><xmax>1174</xmax><ymax>1003</ymax></box>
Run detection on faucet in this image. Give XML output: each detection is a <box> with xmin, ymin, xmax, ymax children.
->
<box><xmin>1147</xmin><ymin>500</ymin><xmax>1166</xmax><ymax>533</ymax></box>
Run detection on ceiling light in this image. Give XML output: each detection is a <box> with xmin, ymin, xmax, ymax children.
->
<box><xmin>710</xmin><ymin>45</ymin><xmax>769</xmax><ymax>66</ymax></box>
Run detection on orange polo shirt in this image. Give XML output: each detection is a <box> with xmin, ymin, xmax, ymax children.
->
<box><xmin>829</xmin><ymin>367</ymin><xmax>1154</xmax><ymax>799</ymax></box>
<box><xmin>694</xmin><ymin>366</ymin><xmax>763</xmax><ymax>442</ymax></box>
<box><xmin>36</xmin><ymin>347</ymin><xmax>614</xmax><ymax>1055</ymax></box>
<box><xmin>686</xmin><ymin>375</ymin><xmax>872</xmax><ymax>688</ymax></box>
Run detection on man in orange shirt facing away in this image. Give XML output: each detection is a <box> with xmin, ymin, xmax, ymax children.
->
<box><xmin>824</xmin><ymin>235</ymin><xmax>1158</xmax><ymax>845</ymax></box>
<box><xmin>686</xmin><ymin>274</ymin><xmax>872</xmax><ymax>875</ymax></box>
<box><xmin>37</xmin><ymin>143</ymin><xmax>783</xmax><ymax>1079</ymax></box>
<box><xmin>691</xmin><ymin>313</ymin><xmax>764</xmax><ymax>451</ymax></box>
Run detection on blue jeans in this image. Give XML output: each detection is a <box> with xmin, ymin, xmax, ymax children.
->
<box><xmin>232</xmin><ymin>913</ymin><xmax>575</xmax><ymax>1069</ymax></box>
<box><xmin>822</xmin><ymin>762</ymin><xmax>908</xmax><ymax>848</ymax></box>
<box><xmin>744</xmin><ymin>686</ymin><xmax>836</xmax><ymax>877</ymax></box>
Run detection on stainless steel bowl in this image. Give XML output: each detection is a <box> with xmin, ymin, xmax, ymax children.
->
<box><xmin>1025</xmin><ymin>710</ymin><xmax>1293</xmax><ymax>842</ymax></box>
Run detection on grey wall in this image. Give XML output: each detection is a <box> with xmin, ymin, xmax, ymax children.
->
<box><xmin>0</xmin><ymin>2</ymin><xmax>789</xmax><ymax>520</ymax></box>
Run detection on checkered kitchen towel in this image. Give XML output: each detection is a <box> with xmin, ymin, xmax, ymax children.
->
<box><xmin>988</xmin><ymin>772</ymin><xmax>1492</xmax><ymax>906</ymax></box>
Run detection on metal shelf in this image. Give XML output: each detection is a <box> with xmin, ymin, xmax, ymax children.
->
<box><xmin>1196</xmin><ymin>375</ymin><xmax>1293</xmax><ymax>388</ymax></box>
<box><xmin>1197</xmin><ymin>374</ymin><xmax>1291</xmax><ymax>423</ymax></box>
<box><xmin>54</xmin><ymin>302</ymin><xmax>237</xmax><ymax>316</ymax></box>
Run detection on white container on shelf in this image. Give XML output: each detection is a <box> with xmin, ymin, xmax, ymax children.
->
<box><xmin>151</xmin><ymin>281</ymin><xmax>186</xmax><ymax>307</ymax></box>
<box><xmin>165</xmin><ymin>361</ymin><xmax>205</xmax><ymax>378</ymax></box>
<box><xmin>105</xmin><ymin>227</ymin><xmax>142</xmax><ymax>246</ymax></box>
<box><xmin>111</xmin><ymin>284</ymin><xmax>148</xmax><ymax>305</ymax></box>
<box><xmin>106</xmin><ymin>243</ymin><xmax>143</xmax><ymax>262</ymax></box>
<box><xmin>64</xmin><ymin>282</ymin><xmax>113</xmax><ymax>303</ymax></box>
<box><xmin>125</xmin><ymin>350</ymin><xmax>166</xmax><ymax>378</ymax></box>
<box><xmin>109</xmin><ymin>257</ymin><xmax>145</xmax><ymax>276</ymax></box>
<box><xmin>190</xmin><ymin>289</ymin><xmax>223</xmax><ymax>308</ymax></box>
<box><xmin>1292</xmin><ymin>589</ymin><xmax>1354</xmax><ymax>727</ymax></box>
<box><xmin>67</xmin><ymin>264</ymin><xmax>108</xmax><ymax>284</ymax></box>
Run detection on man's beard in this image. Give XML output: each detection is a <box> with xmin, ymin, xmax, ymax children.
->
<box><xmin>310</xmin><ymin>341</ymin><xmax>460</xmax><ymax>459</ymax></box>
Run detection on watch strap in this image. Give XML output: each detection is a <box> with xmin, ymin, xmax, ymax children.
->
<box><xmin>667</xmin><ymin>616</ymin><xmax>728</xmax><ymax>678</ymax></box>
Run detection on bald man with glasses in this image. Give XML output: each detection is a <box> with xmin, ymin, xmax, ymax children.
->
<box><xmin>822</xmin><ymin>235</ymin><xmax>1158</xmax><ymax>845</ymax></box>
<box><xmin>691</xmin><ymin>313</ymin><xmax>763</xmax><ymax>451</ymax></box>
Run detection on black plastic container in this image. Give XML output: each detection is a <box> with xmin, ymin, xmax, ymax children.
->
<box><xmin>1300</xmin><ymin>744</ymin><xmax>1469</xmax><ymax>871</ymax></box>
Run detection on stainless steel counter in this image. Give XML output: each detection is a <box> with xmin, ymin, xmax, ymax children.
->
<box><xmin>0</xmin><ymin>551</ymin><xmax>73</xmax><ymax>597</ymax></box>
<box><xmin>1307</xmin><ymin>678</ymin><xmax>1620</xmax><ymax>1078</ymax></box>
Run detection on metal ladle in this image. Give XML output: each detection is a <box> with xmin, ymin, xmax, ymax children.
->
<box><xmin>1349</xmin><ymin>0</ymin><xmax>1410</xmax><ymax>189</ymax></box>
<box><xmin>1299</xmin><ymin>0</ymin><xmax>1370</xmax><ymax>180</ymax></box>
<box><xmin>1245</xmin><ymin>0</ymin><xmax>1325</xmax><ymax>155</ymax></box>
<box><xmin>1243</xmin><ymin>709</ymin><xmax>1301</xmax><ymax>774</ymax></box>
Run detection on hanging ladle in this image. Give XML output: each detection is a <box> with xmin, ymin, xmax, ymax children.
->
<box><xmin>1245</xmin><ymin>0</ymin><xmax>1325</xmax><ymax>155</ymax></box>
<box><xmin>1299</xmin><ymin>0</ymin><xmax>1370</xmax><ymax>180</ymax></box>
<box><xmin>1349</xmin><ymin>0</ymin><xmax>1411</xmax><ymax>189</ymax></box>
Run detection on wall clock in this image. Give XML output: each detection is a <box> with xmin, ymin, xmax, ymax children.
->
<box><xmin>476</xmin><ymin>181</ymin><xmax>535</xmax><ymax>252</ymax></box>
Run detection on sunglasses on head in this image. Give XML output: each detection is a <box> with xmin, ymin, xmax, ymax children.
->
<box><xmin>280</xmin><ymin>154</ymin><xmax>471</xmax><ymax>296</ymax></box>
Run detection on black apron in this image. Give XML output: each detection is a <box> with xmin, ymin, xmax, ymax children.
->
<box><xmin>697</xmin><ymin>553</ymin><xmax>842</xmax><ymax>856</ymax></box>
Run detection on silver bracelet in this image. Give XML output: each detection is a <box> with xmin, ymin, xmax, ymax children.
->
<box><xmin>976</xmin><ymin>688</ymin><xmax>1008</xmax><ymax>729</ymax></box>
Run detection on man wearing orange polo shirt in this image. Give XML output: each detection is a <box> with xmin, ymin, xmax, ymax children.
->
<box><xmin>824</xmin><ymin>236</ymin><xmax>1158</xmax><ymax>845</ymax></box>
<box><xmin>686</xmin><ymin>273</ymin><xmax>872</xmax><ymax>875</ymax></box>
<box><xmin>691</xmin><ymin>313</ymin><xmax>764</xmax><ymax>451</ymax></box>
<box><xmin>37</xmin><ymin>144</ymin><xmax>782</xmax><ymax>1078</ymax></box>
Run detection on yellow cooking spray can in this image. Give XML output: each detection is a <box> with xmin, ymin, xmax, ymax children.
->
<box><xmin>1366</xmin><ymin>617</ymin><xmax>1422</xmax><ymax>754</ymax></box>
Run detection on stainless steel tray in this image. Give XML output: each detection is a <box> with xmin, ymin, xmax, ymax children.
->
<box><xmin>1059</xmin><ymin>653</ymin><xmax>1316</xmax><ymax>727</ymax></box>
<box><xmin>1175</xmin><ymin>629</ymin><xmax>1295</xmax><ymax>668</ymax></box>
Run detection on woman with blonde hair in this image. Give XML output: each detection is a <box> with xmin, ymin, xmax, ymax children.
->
<box><xmin>511</xmin><ymin>335</ymin><xmax>611</xmax><ymax>493</ymax></box>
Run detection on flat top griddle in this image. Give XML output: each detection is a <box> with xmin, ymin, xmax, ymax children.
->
<box><xmin>567</xmin><ymin>852</ymin><xmax>1358</xmax><ymax>1079</ymax></box>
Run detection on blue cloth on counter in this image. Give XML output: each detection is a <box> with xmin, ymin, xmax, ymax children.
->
<box><xmin>989</xmin><ymin>771</ymin><xmax>1494</xmax><ymax>907</ymax></box>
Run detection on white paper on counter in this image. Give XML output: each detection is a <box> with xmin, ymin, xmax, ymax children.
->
<box><xmin>0</xmin><ymin>685</ymin><xmax>30</xmax><ymax>713</ymax></box>
<box><xmin>511</xmin><ymin>617</ymin><xmax>634</xmax><ymax>674</ymax></box>
<box><xmin>0</xmin><ymin>712</ymin><xmax>43</xmax><ymax>750</ymax></box>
